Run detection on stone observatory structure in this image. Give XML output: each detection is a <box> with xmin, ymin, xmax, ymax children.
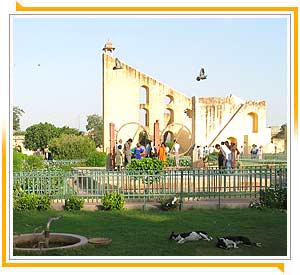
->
<box><xmin>102</xmin><ymin>41</ymin><xmax>272</xmax><ymax>155</ymax></box>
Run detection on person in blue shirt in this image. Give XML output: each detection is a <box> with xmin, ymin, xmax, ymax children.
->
<box><xmin>134</xmin><ymin>143</ymin><xmax>144</xmax><ymax>160</ymax></box>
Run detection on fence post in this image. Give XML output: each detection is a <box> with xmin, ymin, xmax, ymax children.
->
<box><xmin>179</xmin><ymin>170</ymin><xmax>184</xmax><ymax>211</ymax></box>
<box><xmin>218</xmin><ymin>171</ymin><xmax>221</xmax><ymax>209</ymax></box>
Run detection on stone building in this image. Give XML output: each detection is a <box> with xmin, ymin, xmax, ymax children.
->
<box><xmin>102</xmin><ymin>42</ymin><xmax>273</xmax><ymax>155</ymax></box>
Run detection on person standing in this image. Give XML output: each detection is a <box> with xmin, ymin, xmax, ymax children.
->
<box><xmin>173</xmin><ymin>139</ymin><xmax>180</xmax><ymax>168</ymax></box>
<box><xmin>230</xmin><ymin>142</ymin><xmax>238</xmax><ymax>168</ymax></box>
<box><xmin>258</xmin><ymin>145</ymin><xmax>263</xmax><ymax>160</ymax></box>
<box><xmin>145</xmin><ymin>140</ymin><xmax>152</xmax><ymax>158</ymax></box>
<box><xmin>133</xmin><ymin>143</ymin><xmax>144</xmax><ymax>160</ymax></box>
<box><xmin>158</xmin><ymin>143</ymin><xmax>167</xmax><ymax>162</ymax></box>
<box><xmin>115</xmin><ymin>144</ymin><xmax>123</xmax><ymax>170</ymax></box>
<box><xmin>44</xmin><ymin>145</ymin><xmax>49</xmax><ymax>160</ymax></box>
<box><xmin>117</xmin><ymin>139</ymin><xmax>123</xmax><ymax>149</ymax></box>
<box><xmin>215</xmin><ymin>144</ymin><xmax>225</xmax><ymax>170</ymax></box>
<box><xmin>123</xmin><ymin>138</ymin><xmax>133</xmax><ymax>166</ymax></box>
<box><xmin>238</xmin><ymin>146</ymin><xmax>244</xmax><ymax>160</ymax></box>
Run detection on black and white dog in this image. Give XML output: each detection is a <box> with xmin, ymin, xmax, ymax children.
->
<box><xmin>169</xmin><ymin>231</ymin><xmax>213</xmax><ymax>244</ymax></box>
<box><xmin>216</xmin><ymin>236</ymin><xmax>262</xmax><ymax>249</ymax></box>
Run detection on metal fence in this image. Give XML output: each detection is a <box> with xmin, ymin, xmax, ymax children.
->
<box><xmin>13</xmin><ymin>166</ymin><xmax>287</xmax><ymax>202</ymax></box>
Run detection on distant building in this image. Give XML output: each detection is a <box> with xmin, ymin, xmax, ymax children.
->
<box><xmin>270</xmin><ymin>125</ymin><xmax>287</xmax><ymax>153</ymax></box>
<box><xmin>13</xmin><ymin>135</ymin><xmax>33</xmax><ymax>155</ymax></box>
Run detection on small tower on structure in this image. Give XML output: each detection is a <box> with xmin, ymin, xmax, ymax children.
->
<box><xmin>102</xmin><ymin>40</ymin><xmax>115</xmax><ymax>56</ymax></box>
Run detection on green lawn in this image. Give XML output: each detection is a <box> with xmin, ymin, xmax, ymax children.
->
<box><xmin>13</xmin><ymin>208</ymin><xmax>287</xmax><ymax>256</ymax></box>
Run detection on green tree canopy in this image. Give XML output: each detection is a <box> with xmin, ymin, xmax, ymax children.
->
<box><xmin>13</xmin><ymin>106</ymin><xmax>25</xmax><ymax>132</ymax></box>
<box><xmin>58</xmin><ymin>126</ymin><xmax>82</xmax><ymax>136</ymax></box>
<box><xmin>49</xmin><ymin>134</ymin><xmax>96</xmax><ymax>160</ymax></box>
<box><xmin>24</xmin><ymin>123</ymin><xmax>82</xmax><ymax>151</ymax></box>
<box><xmin>86</xmin><ymin>114</ymin><xmax>103</xmax><ymax>147</ymax></box>
<box><xmin>24</xmin><ymin>122</ymin><xmax>60</xmax><ymax>150</ymax></box>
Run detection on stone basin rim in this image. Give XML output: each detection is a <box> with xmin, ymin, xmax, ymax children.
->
<box><xmin>13</xmin><ymin>232</ymin><xmax>89</xmax><ymax>251</ymax></box>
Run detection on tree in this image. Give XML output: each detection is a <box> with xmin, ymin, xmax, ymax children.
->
<box><xmin>86</xmin><ymin>114</ymin><xmax>103</xmax><ymax>147</ymax></box>
<box><xmin>58</xmin><ymin>126</ymin><xmax>82</xmax><ymax>136</ymax></box>
<box><xmin>49</xmin><ymin>134</ymin><xmax>96</xmax><ymax>160</ymax></box>
<box><xmin>24</xmin><ymin>122</ymin><xmax>60</xmax><ymax>150</ymax></box>
<box><xmin>274</xmin><ymin>123</ymin><xmax>287</xmax><ymax>139</ymax></box>
<box><xmin>13</xmin><ymin>106</ymin><xmax>25</xmax><ymax>132</ymax></box>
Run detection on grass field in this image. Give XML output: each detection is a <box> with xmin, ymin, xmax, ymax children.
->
<box><xmin>13</xmin><ymin>208</ymin><xmax>287</xmax><ymax>256</ymax></box>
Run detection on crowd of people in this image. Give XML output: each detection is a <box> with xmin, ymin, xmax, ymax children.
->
<box><xmin>115</xmin><ymin>137</ymin><xmax>267</xmax><ymax>171</ymax></box>
<box><xmin>114</xmin><ymin>138</ymin><xmax>181</xmax><ymax>170</ymax></box>
<box><xmin>250</xmin><ymin>144</ymin><xmax>263</xmax><ymax>160</ymax></box>
<box><xmin>215</xmin><ymin>141</ymin><xmax>240</xmax><ymax>170</ymax></box>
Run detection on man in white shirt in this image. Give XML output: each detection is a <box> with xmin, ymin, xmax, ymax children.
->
<box><xmin>173</xmin><ymin>139</ymin><xmax>180</xmax><ymax>168</ymax></box>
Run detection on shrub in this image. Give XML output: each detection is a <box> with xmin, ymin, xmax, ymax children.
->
<box><xmin>23</xmin><ymin>155</ymin><xmax>45</xmax><ymax>170</ymax></box>
<box><xmin>49</xmin><ymin>134</ymin><xmax>96</xmax><ymax>160</ymax></box>
<box><xmin>127</xmin><ymin>158</ymin><xmax>164</xmax><ymax>172</ymax></box>
<box><xmin>64</xmin><ymin>195</ymin><xmax>84</xmax><ymax>211</ymax></box>
<box><xmin>86</xmin><ymin>151</ymin><xmax>106</xmax><ymax>167</ymax></box>
<box><xmin>36</xmin><ymin>195</ymin><xmax>51</xmax><ymax>210</ymax></box>
<box><xmin>126</xmin><ymin>158</ymin><xmax>164</xmax><ymax>184</ymax></box>
<box><xmin>13</xmin><ymin>189</ymin><xmax>51</xmax><ymax>211</ymax></box>
<box><xmin>260</xmin><ymin>187</ymin><xmax>287</xmax><ymax>209</ymax></box>
<box><xmin>166</xmin><ymin>156</ymin><xmax>191</xmax><ymax>167</ymax></box>
<box><xmin>165</xmin><ymin>141</ymin><xmax>174</xmax><ymax>151</ymax></box>
<box><xmin>14</xmin><ymin>151</ymin><xmax>46</xmax><ymax>171</ymax></box>
<box><xmin>13</xmin><ymin>150</ymin><xmax>26</xmax><ymax>171</ymax></box>
<box><xmin>102</xmin><ymin>192</ymin><xmax>125</xmax><ymax>210</ymax></box>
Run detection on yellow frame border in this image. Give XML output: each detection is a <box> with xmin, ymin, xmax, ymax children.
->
<box><xmin>3</xmin><ymin>3</ymin><xmax>297</xmax><ymax>271</ymax></box>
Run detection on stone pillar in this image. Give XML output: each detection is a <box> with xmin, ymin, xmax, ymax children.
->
<box><xmin>153</xmin><ymin>120</ymin><xmax>160</xmax><ymax>151</ymax></box>
<box><xmin>192</xmin><ymin>96</ymin><xmax>198</xmax><ymax>146</ymax></box>
<box><xmin>109</xmin><ymin>122</ymin><xmax>115</xmax><ymax>170</ymax></box>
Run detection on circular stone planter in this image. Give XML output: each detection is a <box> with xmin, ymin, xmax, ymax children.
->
<box><xmin>13</xmin><ymin>233</ymin><xmax>88</xmax><ymax>252</ymax></box>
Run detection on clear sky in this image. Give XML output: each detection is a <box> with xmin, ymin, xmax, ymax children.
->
<box><xmin>12</xmin><ymin>16</ymin><xmax>288</xmax><ymax>131</ymax></box>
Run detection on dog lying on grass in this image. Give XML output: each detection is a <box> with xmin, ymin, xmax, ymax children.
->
<box><xmin>216</xmin><ymin>236</ymin><xmax>262</xmax><ymax>249</ymax></box>
<box><xmin>169</xmin><ymin>231</ymin><xmax>213</xmax><ymax>244</ymax></box>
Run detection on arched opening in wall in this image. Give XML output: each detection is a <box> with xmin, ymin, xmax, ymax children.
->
<box><xmin>139</xmin><ymin>130</ymin><xmax>149</xmax><ymax>146</ymax></box>
<box><xmin>139</xmin><ymin>85</ymin><xmax>149</xmax><ymax>104</ymax></box>
<box><xmin>183</xmin><ymin>108</ymin><xmax>193</xmax><ymax>119</ymax></box>
<box><xmin>164</xmin><ymin>95</ymin><xmax>174</xmax><ymax>105</ymax></box>
<box><xmin>248</xmin><ymin>112</ymin><xmax>258</xmax><ymax>133</ymax></box>
<box><xmin>227</xmin><ymin>136</ymin><xmax>238</xmax><ymax>145</ymax></box>
<box><xmin>163</xmin><ymin>131</ymin><xmax>174</xmax><ymax>143</ymax></box>
<box><xmin>164</xmin><ymin>108</ymin><xmax>174</xmax><ymax>126</ymax></box>
<box><xmin>163</xmin><ymin>131</ymin><xmax>175</xmax><ymax>150</ymax></box>
<box><xmin>139</xmin><ymin>108</ymin><xmax>149</xmax><ymax>127</ymax></box>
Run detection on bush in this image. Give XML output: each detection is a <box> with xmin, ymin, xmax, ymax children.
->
<box><xmin>165</xmin><ymin>141</ymin><xmax>174</xmax><ymax>151</ymax></box>
<box><xmin>13</xmin><ymin>150</ymin><xmax>26</xmax><ymax>171</ymax></box>
<box><xmin>23</xmin><ymin>155</ymin><xmax>45</xmax><ymax>170</ymax></box>
<box><xmin>126</xmin><ymin>158</ymin><xmax>164</xmax><ymax>184</ymax></box>
<box><xmin>102</xmin><ymin>192</ymin><xmax>125</xmax><ymax>210</ymax></box>
<box><xmin>13</xmin><ymin>150</ymin><xmax>46</xmax><ymax>171</ymax></box>
<box><xmin>166</xmin><ymin>156</ymin><xmax>191</xmax><ymax>167</ymax></box>
<box><xmin>64</xmin><ymin>195</ymin><xmax>84</xmax><ymax>211</ymax></box>
<box><xmin>127</xmin><ymin>158</ymin><xmax>164</xmax><ymax>172</ymax></box>
<box><xmin>85</xmin><ymin>151</ymin><xmax>106</xmax><ymax>167</ymax></box>
<box><xmin>13</xmin><ymin>189</ymin><xmax>51</xmax><ymax>211</ymax></box>
<box><xmin>260</xmin><ymin>187</ymin><xmax>287</xmax><ymax>209</ymax></box>
<box><xmin>49</xmin><ymin>134</ymin><xmax>96</xmax><ymax>160</ymax></box>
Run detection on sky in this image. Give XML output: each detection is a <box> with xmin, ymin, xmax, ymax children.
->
<box><xmin>12</xmin><ymin>16</ymin><xmax>288</xmax><ymax>131</ymax></box>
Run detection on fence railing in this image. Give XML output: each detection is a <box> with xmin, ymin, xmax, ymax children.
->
<box><xmin>13</xmin><ymin>166</ymin><xmax>287</xmax><ymax>201</ymax></box>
